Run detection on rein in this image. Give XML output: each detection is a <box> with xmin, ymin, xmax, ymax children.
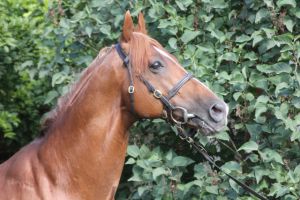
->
<box><xmin>178</xmin><ymin>129</ymin><xmax>269</xmax><ymax>200</ymax></box>
<box><xmin>115</xmin><ymin>43</ymin><xmax>268</xmax><ymax>200</ymax></box>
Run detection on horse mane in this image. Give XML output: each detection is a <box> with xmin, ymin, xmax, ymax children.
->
<box><xmin>40</xmin><ymin>46</ymin><xmax>113</xmax><ymax>134</ymax></box>
<box><xmin>41</xmin><ymin>31</ymin><xmax>164</xmax><ymax>134</ymax></box>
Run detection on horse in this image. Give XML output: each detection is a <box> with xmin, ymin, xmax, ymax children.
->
<box><xmin>0</xmin><ymin>11</ymin><xmax>228</xmax><ymax>200</ymax></box>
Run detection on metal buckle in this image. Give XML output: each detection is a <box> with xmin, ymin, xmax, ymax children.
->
<box><xmin>176</xmin><ymin>125</ymin><xmax>187</xmax><ymax>140</ymax></box>
<box><xmin>128</xmin><ymin>86</ymin><xmax>135</xmax><ymax>94</ymax></box>
<box><xmin>153</xmin><ymin>90</ymin><xmax>162</xmax><ymax>99</ymax></box>
<box><xmin>186</xmin><ymin>137</ymin><xmax>194</xmax><ymax>143</ymax></box>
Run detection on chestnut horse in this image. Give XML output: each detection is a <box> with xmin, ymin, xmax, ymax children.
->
<box><xmin>0</xmin><ymin>12</ymin><xmax>228</xmax><ymax>200</ymax></box>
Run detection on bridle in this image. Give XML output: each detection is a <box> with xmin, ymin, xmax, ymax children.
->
<box><xmin>115</xmin><ymin>43</ymin><xmax>196</xmax><ymax>126</ymax></box>
<box><xmin>115</xmin><ymin>43</ymin><xmax>269</xmax><ymax>200</ymax></box>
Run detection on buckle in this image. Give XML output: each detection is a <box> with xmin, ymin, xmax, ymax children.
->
<box><xmin>153</xmin><ymin>90</ymin><xmax>162</xmax><ymax>99</ymax></box>
<box><xmin>128</xmin><ymin>86</ymin><xmax>135</xmax><ymax>94</ymax></box>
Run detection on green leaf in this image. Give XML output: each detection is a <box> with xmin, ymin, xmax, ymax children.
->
<box><xmin>221</xmin><ymin>52</ymin><xmax>238</xmax><ymax>62</ymax></box>
<box><xmin>253</xmin><ymin>35</ymin><xmax>264</xmax><ymax>47</ymax></box>
<box><xmin>262</xmin><ymin>28</ymin><xmax>275</xmax><ymax>38</ymax></box>
<box><xmin>283</xmin><ymin>17</ymin><xmax>295</xmax><ymax>32</ymax></box>
<box><xmin>254</xmin><ymin>168</ymin><xmax>269</xmax><ymax>183</ymax></box>
<box><xmin>269</xmin><ymin>183</ymin><xmax>289</xmax><ymax>197</ymax></box>
<box><xmin>233</xmin><ymin>92</ymin><xmax>242</xmax><ymax>101</ymax></box>
<box><xmin>255</xmin><ymin>95</ymin><xmax>269</xmax><ymax>105</ymax></box>
<box><xmin>258</xmin><ymin>39</ymin><xmax>277</xmax><ymax>53</ymax></box>
<box><xmin>291</xmin><ymin>130</ymin><xmax>300</xmax><ymax>141</ymax></box>
<box><xmin>127</xmin><ymin>145</ymin><xmax>140</xmax><ymax>158</ymax></box>
<box><xmin>128</xmin><ymin>175</ymin><xmax>142</xmax><ymax>182</ymax></box>
<box><xmin>256</xmin><ymin>62</ymin><xmax>292</xmax><ymax>74</ymax></box>
<box><xmin>255</xmin><ymin>103</ymin><xmax>267</xmax><ymax>123</ymax></box>
<box><xmin>291</xmin><ymin>7</ymin><xmax>300</xmax><ymax>18</ymax></box>
<box><xmin>168</xmin><ymin>37</ymin><xmax>177</xmax><ymax>50</ymax></box>
<box><xmin>85</xmin><ymin>26</ymin><xmax>92</xmax><ymax>37</ymax></box>
<box><xmin>244</xmin><ymin>52</ymin><xmax>258</xmax><ymax>61</ymax></box>
<box><xmin>276</xmin><ymin>0</ymin><xmax>296</xmax><ymax>8</ymax></box>
<box><xmin>275</xmin><ymin>82</ymin><xmax>289</xmax><ymax>96</ymax></box>
<box><xmin>125</xmin><ymin>158</ymin><xmax>136</xmax><ymax>165</ymax></box>
<box><xmin>236</xmin><ymin>34</ymin><xmax>251</xmax><ymax>43</ymax></box>
<box><xmin>210</xmin><ymin>29</ymin><xmax>226</xmax><ymax>43</ymax></box>
<box><xmin>180</xmin><ymin>30</ymin><xmax>200</xmax><ymax>44</ymax></box>
<box><xmin>246</xmin><ymin>124</ymin><xmax>262</xmax><ymax>139</ymax></box>
<box><xmin>158</xmin><ymin>19</ymin><xmax>176</xmax><ymax>29</ymax></box>
<box><xmin>210</xmin><ymin>0</ymin><xmax>228</xmax><ymax>9</ymax></box>
<box><xmin>152</xmin><ymin>167</ymin><xmax>166</xmax><ymax>180</ymax></box>
<box><xmin>139</xmin><ymin>145</ymin><xmax>150</xmax><ymax>159</ymax></box>
<box><xmin>51</xmin><ymin>73</ymin><xmax>68</xmax><ymax>87</ymax></box>
<box><xmin>71</xmin><ymin>11</ymin><xmax>87</xmax><ymax>22</ymax></box>
<box><xmin>205</xmin><ymin>186</ymin><xmax>218</xmax><ymax>194</ymax></box>
<box><xmin>214</xmin><ymin>131</ymin><xmax>230</xmax><ymax>141</ymax></box>
<box><xmin>138</xmin><ymin>186</ymin><xmax>148</xmax><ymax>197</ymax></box>
<box><xmin>255</xmin><ymin>8</ymin><xmax>269</xmax><ymax>23</ymax></box>
<box><xmin>59</xmin><ymin>18</ymin><xmax>70</xmax><ymax>29</ymax></box>
<box><xmin>259</xmin><ymin>148</ymin><xmax>284</xmax><ymax>164</ymax></box>
<box><xmin>44</xmin><ymin>90</ymin><xmax>59</xmax><ymax>104</ymax></box>
<box><xmin>264</xmin><ymin>0</ymin><xmax>274</xmax><ymax>8</ymax></box>
<box><xmin>20</xmin><ymin>60</ymin><xmax>33</xmax><ymax>70</ymax></box>
<box><xmin>175</xmin><ymin>0</ymin><xmax>186</xmax><ymax>11</ymax></box>
<box><xmin>229</xmin><ymin>179</ymin><xmax>239</xmax><ymax>193</ymax></box>
<box><xmin>99</xmin><ymin>25</ymin><xmax>111</xmax><ymax>35</ymax></box>
<box><xmin>3</xmin><ymin>131</ymin><xmax>16</xmax><ymax>139</ymax></box>
<box><xmin>171</xmin><ymin>156</ymin><xmax>194</xmax><ymax>167</ymax></box>
<box><xmin>221</xmin><ymin>161</ymin><xmax>242</xmax><ymax>173</ymax></box>
<box><xmin>238</xmin><ymin>141</ymin><xmax>259</xmax><ymax>153</ymax></box>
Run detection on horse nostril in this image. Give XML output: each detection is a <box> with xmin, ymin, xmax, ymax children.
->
<box><xmin>209</xmin><ymin>103</ymin><xmax>226</xmax><ymax>123</ymax></box>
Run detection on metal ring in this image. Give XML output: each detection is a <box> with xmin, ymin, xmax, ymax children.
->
<box><xmin>128</xmin><ymin>86</ymin><xmax>135</xmax><ymax>94</ymax></box>
<box><xmin>170</xmin><ymin>106</ymin><xmax>188</xmax><ymax>125</ymax></box>
<box><xmin>153</xmin><ymin>90</ymin><xmax>162</xmax><ymax>99</ymax></box>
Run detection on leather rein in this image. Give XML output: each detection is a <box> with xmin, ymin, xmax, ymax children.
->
<box><xmin>115</xmin><ymin>43</ymin><xmax>268</xmax><ymax>200</ymax></box>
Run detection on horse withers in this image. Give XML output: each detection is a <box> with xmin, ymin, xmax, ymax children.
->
<box><xmin>0</xmin><ymin>12</ymin><xmax>228</xmax><ymax>200</ymax></box>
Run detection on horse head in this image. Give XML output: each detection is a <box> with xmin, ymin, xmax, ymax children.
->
<box><xmin>118</xmin><ymin>11</ymin><xmax>228</xmax><ymax>135</ymax></box>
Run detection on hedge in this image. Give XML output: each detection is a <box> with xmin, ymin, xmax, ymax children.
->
<box><xmin>0</xmin><ymin>0</ymin><xmax>299</xmax><ymax>199</ymax></box>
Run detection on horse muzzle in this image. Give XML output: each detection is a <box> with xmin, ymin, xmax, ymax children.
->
<box><xmin>169</xmin><ymin>103</ymin><xmax>228</xmax><ymax>136</ymax></box>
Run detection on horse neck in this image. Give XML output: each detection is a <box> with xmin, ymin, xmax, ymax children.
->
<box><xmin>38</xmin><ymin>52</ymin><xmax>133</xmax><ymax>195</ymax></box>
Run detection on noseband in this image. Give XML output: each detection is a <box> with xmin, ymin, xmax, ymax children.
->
<box><xmin>115</xmin><ymin>43</ymin><xmax>194</xmax><ymax>125</ymax></box>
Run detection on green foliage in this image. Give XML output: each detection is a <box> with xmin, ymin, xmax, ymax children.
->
<box><xmin>0</xmin><ymin>0</ymin><xmax>50</xmax><ymax>160</ymax></box>
<box><xmin>1</xmin><ymin>0</ymin><xmax>300</xmax><ymax>199</ymax></box>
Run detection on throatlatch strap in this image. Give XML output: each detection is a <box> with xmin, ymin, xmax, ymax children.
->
<box><xmin>115</xmin><ymin>43</ymin><xmax>135</xmax><ymax>114</ymax></box>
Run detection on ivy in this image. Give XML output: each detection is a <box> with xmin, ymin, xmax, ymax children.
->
<box><xmin>0</xmin><ymin>0</ymin><xmax>300</xmax><ymax>199</ymax></box>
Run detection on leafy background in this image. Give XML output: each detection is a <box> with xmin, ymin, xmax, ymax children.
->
<box><xmin>0</xmin><ymin>0</ymin><xmax>300</xmax><ymax>199</ymax></box>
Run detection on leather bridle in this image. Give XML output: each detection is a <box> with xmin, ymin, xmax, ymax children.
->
<box><xmin>115</xmin><ymin>43</ymin><xmax>269</xmax><ymax>200</ymax></box>
<box><xmin>115</xmin><ymin>43</ymin><xmax>195</xmax><ymax>125</ymax></box>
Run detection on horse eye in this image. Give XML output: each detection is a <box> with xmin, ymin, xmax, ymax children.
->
<box><xmin>150</xmin><ymin>61</ymin><xmax>163</xmax><ymax>70</ymax></box>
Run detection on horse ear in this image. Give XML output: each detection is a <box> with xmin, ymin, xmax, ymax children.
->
<box><xmin>121</xmin><ymin>11</ymin><xmax>134</xmax><ymax>42</ymax></box>
<box><xmin>136</xmin><ymin>12</ymin><xmax>147</xmax><ymax>34</ymax></box>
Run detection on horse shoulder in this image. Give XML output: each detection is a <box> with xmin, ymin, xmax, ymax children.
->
<box><xmin>0</xmin><ymin>139</ymin><xmax>45</xmax><ymax>199</ymax></box>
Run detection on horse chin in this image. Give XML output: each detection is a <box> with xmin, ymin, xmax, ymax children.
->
<box><xmin>186</xmin><ymin>117</ymin><xmax>216</xmax><ymax>136</ymax></box>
